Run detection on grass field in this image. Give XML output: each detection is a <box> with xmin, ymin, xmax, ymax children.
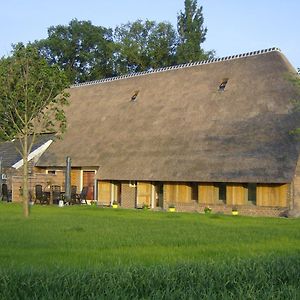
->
<box><xmin>0</xmin><ymin>202</ymin><xmax>300</xmax><ymax>299</ymax></box>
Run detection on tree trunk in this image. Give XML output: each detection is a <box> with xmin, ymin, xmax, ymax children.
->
<box><xmin>22</xmin><ymin>135</ymin><xmax>29</xmax><ymax>217</ymax></box>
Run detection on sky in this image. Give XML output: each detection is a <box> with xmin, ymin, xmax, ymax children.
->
<box><xmin>0</xmin><ymin>0</ymin><xmax>299</xmax><ymax>68</ymax></box>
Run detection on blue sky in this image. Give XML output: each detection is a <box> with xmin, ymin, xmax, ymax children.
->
<box><xmin>0</xmin><ymin>0</ymin><xmax>299</xmax><ymax>68</ymax></box>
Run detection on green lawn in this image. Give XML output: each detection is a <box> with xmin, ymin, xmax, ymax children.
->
<box><xmin>0</xmin><ymin>202</ymin><xmax>300</xmax><ymax>299</ymax></box>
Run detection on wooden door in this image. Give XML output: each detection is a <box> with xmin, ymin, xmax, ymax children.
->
<box><xmin>137</xmin><ymin>182</ymin><xmax>152</xmax><ymax>207</ymax></box>
<box><xmin>164</xmin><ymin>183</ymin><xmax>192</xmax><ymax>203</ymax></box>
<box><xmin>177</xmin><ymin>184</ymin><xmax>192</xmax><ymax>203</ymax></box>
<box><xmin>98</xmin><ymin>181</ymin><xmax>111</xmax><ymax>204</ymax></box>
<box><xmin>198</xmin><ymin>183</ymin><xmax>217</xmax><ymax>204</ymax></box>
<box><xmin>83</xmin><ymin>171</ymin><xmax>95</xmax><ymax>200</ymax></box>
<box><xmin>226</xmin><ymin>184</ymin><xmax>247</xmax><ymax>205</ymax></box>
<box><xmin>257</xmin><ymin>184</ymin><xmax>287</xmax><ymax>207</ymax></box>
<box><xmin>71</xmin><ymin>169</ymin><xmax>80</xmax><ymax>190</ymax></box>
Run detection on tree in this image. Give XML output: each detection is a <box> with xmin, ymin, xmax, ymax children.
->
<box><xmin>0</xmin><ymin>44</ymin><xmax>69</xmax><ymax>217</ymax></box>
<box><xmin>289</xmin><ymin>70</ymin><xmax>300</xmax><ymax>135</ymax></box>
<box><xmin>114</xmin><ymin>20</ymin><xmax>177</xmax><ymax>74</ymax></box>
<box><xmin>36</xmin><ymin>19</ymin><xmax>115</xmax><ymax>84</ymax></box>
<box><xmin>176</xmin><ymin>0</ymin><xmax>212</xmax><ymax>63</ymax></box>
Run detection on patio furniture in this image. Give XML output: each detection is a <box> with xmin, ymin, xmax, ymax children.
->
<box><xmin>51</xmin><ymin>185</ymin><xmax>62</xmax><ymax>204</ymax></box>
<box><xmin>2</xmin><ymin>183</ymin><xmax>11</xmax><ymax>202</ymax></box>
<box><xmin>76</xmin><ymin>186</ymin><xmax>88</xmax><ymax>204</ymax></box>
<box><xmin>35</xmin><ymin>185</ymin><xmax>49</xmax><ymax>205</ymax></box>
<box><xmin>69</xmin><ymin>185</ymin><xmax>77</xmax><ymax>205</ymax></box>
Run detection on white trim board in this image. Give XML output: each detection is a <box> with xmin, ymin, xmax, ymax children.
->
<box><xmin>12</xmin><ymin>140</ymin><xmax>53</xmax><ymax>169</ymax></box>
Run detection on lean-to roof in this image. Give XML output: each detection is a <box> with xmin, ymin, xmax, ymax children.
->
<box><xmin>37</xmin><ymin>48</ymin><xmax>300</xmax><ymax>183</ymax></box>
<box><xmin>0</xmin><ymin>134</ymin><xmax>55</xmax><ymax>168</ymax></box>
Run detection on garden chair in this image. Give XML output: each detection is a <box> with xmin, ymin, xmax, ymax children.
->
<box><xmin>35</xmin><ymin>185</ymin><xmax>49</xmax><ymax>205</ymax></box>
<box><xmin>51</xmin><ymin>185</ymin><xmax>62</xmax><ymax>204</ymax></box>
<box><xmin>2</xmin><ymin>183</ymin><xmax>9</xmax><ymax>202</ymax></box>
<box><xmin>69</xmin><ymin>185</ymin><xmax>77</xmax><ymax>205</ymax></box>
<box><xmin>76</xmin><ymin>186</ymin><xmax>88</xmax><ymax>204</ymax></box>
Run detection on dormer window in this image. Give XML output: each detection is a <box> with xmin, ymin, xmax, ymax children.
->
<box><xmin>219</xmin><ymin>79</ymin><xmax>228</xmax><ymax>91</ymax></box>
<box><xmin>131</xmin><ymin>90</ymin><xmax>139</xmax><ymax>102</ymax></box>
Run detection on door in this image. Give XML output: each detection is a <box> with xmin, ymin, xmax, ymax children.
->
<box><xmin>98</xmin><ymin>181</ymin><xmax>111</xmax><ymax>205</ymax></box>
<box><xmin>83</xmin><ymin>171</ymin><xmax>95</xmax><ymax>200</ymax></box>
<box><xmin>137</xmin><ymin>182</ymin><xmax>152</xmax><ymax>207</ymax></box>
<box><xmin>226</xmin><ymin>184</ymin><xmax>247</xmax><ymax>205</ymax></box>
<box><xmin>71</xmin><ymin>169</ymin><xmax>80</xmax><ymax>190</ymax></box>
<box><xmin>154</xmin><ymin>183</ymin><xmax>164</xmax><ymax>208</ymax></box>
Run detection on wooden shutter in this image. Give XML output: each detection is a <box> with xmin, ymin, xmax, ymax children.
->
<box><xmin>257</xmin><ymin>184</ymin><xmax>288</xmax><ymax>207</ymax></box>
<box><xmin>198</xmin><ymin>183</ymin><xmax>217</xmax><ymax>204</ymax></box>
<box><xmin>177</xmin><ymin>184</ymin><xmax>191</xmax><ymax>203</ymax></box>
<box><xmin>164</xmin><ymin>183</ymin><xmax>192</xmax><ymax>203</ymax></box>
<box><xmin>71</xmin><ymin>169</ymin><xmax>80</xmax><ymax>188</ymax></box>
<box><xmin>98</xmin><ymin>181</ymin><xmax>111</xmax><ymax>204</ymax></box>
<box><xmin>226</xmin><ymin>184</ymin><xmax>247</xmax><ymax>205</ymax></box>
<box><xmin>137</xmin><ymin>182</ymin><xmax>152</xmax><ymax>207</ymax></box>
<box><xmin>83</xmin><ymin>171</ymin><xmax>95</xmax><ymax>200</ymax></box>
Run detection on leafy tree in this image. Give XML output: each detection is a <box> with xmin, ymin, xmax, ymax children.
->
<box><xmin>0</xmin><ymin>44</ymin><xmax>69</xmax><ymax>217</ymax></box>
<box><xmin>114</xmin><ymin>20</ymin><xmax>177</xmax><ymax>74</ymax></box>
<box><xmin>289</xmin><ymin>70</ymin><xmax>300</xmax><ymax>135</ymax></box>
<box><xmin>176</xmin><ymin>0</ymin><xmax>213</xmax><ymax>63</ymax></box>
<box><xmin>36</xmin><ymin>19</ymin><xmax>114</xmax><ymax>83</ymax></box>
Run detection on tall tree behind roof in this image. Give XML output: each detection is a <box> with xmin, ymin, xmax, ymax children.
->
<box><xmin>114</xmin><ymin>20</ymin><xmax>177</xmax><ymax>74</ymax></box>
<box><xmin>176</xmin><ymin>0</ymin><xmax>213</xmax><ymax>63</ymax></box>
<box><xmin>289</xmin><ymin>71</ymin><xmax>300</xmax><ymax>135</ymax></box>
<box><xmin>36</xmin><ymin>19</ymin><xmax>115</xmax><ymax>84</ymax></box>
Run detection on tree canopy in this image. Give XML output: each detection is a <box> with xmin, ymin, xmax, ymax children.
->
<box><xmin>114</xmin><ymin>20</ymin><xmax>177</xmax><ymax>74</ymax></box>
<box><xmin>176</xmin><ymin>0</ymin><xmax>212</xmax><ymax>63</ymax></box>
<box><xmin>36</xmin><ymin>19</ymin><xmax>115</xmax><ymax>84</ymax></box>
<box><xmin>32</xmin><ymin>1</ymin><xmax>213</xmax><ymax>83</ymax></box>
<box><xmin>0</xmin><ymin>44</ymin><xmax>69</xmax><ymax>216</ymax></box>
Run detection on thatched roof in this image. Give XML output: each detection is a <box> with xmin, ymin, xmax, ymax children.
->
<box><xmin>37</xmin><ymin>48</ymin><xmax>300</xmax><ymax>183</ymax></box>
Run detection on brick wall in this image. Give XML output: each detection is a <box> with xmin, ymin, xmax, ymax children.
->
<box><xmin>163</xmin><ymin>201</ymin><xmax>286</xmax><ymax>217</ymax></box>
<box><xmin>121</xmin><ymin>182</ymin><xmax>136</xmax><ymax>208</ymax></box>
<box><xmin>12</xmin><ymin>173</ymin><xmax>64</xmax><ymax>202</ymax></box>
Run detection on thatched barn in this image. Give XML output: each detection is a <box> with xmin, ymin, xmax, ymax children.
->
<box><xmin>35</xmin><ymin>47</ymin><xmax>300</xmax><ymax>216</ymax></box>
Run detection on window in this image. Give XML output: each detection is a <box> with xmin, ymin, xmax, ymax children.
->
<box><xmin>47</xmin><ymin>170</ymin><xmax>56</xmax><ymax>175</ymax></box>
<box><xmin>191</xmin><ymin>183</ymin><xmax>198</xmax><ymax>202</ymax></box>
<box><xmin>247</xmin><ymin>183</ymin><xmax>257</xmax><ymax>204</ymax></box>
<box><xmin>215</xmin><ymin>183</ymin><xmax>226</xmax><ymax>203</ymax></box>
<box><xmin>219</xmin><ymin>79</ymin><xmax>228</xmax><ymax>91</ymax></box>
<box><xmin>131</xmin><ymin>90</ymin><xmax>139</xmax><ymax>102</ymax></box>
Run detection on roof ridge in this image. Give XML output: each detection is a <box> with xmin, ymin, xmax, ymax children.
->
<box><xmin>71</xmin><ymin>47</ymin><xmax>281</xmax><ymax>88</ymax></box>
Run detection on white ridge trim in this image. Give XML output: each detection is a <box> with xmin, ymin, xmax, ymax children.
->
<box><xmin>71</xmin><ymin>47</ymin><xmax>281</xmax><ymax>88</ymax></box>
<box><xmin>12</xmin><ymin>140</ymin><xmax>53</xmax><ymax>169</ymax></box>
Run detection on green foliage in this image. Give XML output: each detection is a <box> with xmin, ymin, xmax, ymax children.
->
<box><xmin>1</xmin><ymin>256</ymin><xmax>300</xmax><ymax>299</ymax></box>
<box><xmin>0</xmin><ymin>45</ymin><xmax>69</xmax><ymax>216</ymax></box>
<box><xmin>6</xmin><ymin>2</ymin><xmax>215</xmax><ymax>84</ymax></box>
<box><xmin>177</xmin><ymin>0</ymin><xmax>213</xmax><ymax>63</ymax></box>
<box><xmin>0</xmin><ymin>44</ymin><xmax>69</xmax><ymax>142</ymax></box>
<box><xmin>0</xmin><ymin>204</ymin><xmax>300</xmax><ymax>268</ymax></box>
<box><xmin>289</xmin><ymin>72</ymin><xmax>300</xmax><ymax>135</ymax></box>
<box><xmin>114</xmin><ymin>20</ymin><xmax>177</xmax><ymax>74</ymax></box>
<box><xmin>36</xmin><ymin>19</ymin><xmax>115</xmax><ymax>83</ymax></box>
